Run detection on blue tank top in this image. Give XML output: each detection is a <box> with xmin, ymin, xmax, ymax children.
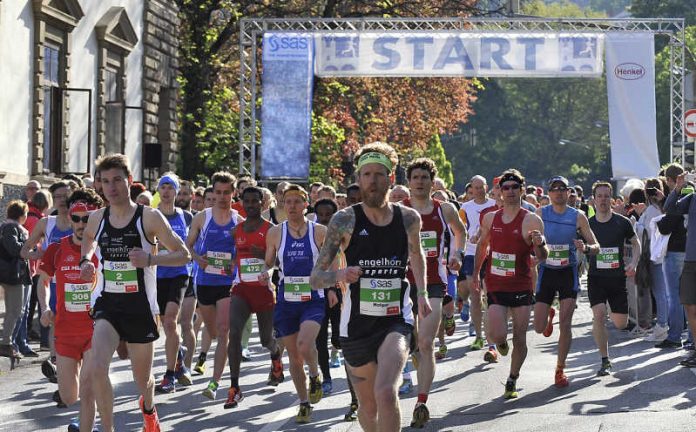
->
<box><xmin>43</xmin><ymin>216</ymin><xmax>73</xmax><ymax>249</ymax></box>
<box><xmin>194</xmin><ymin>208</ymin><xmax>237</xmax><ymax>286</ymax></box>
<box><xmin>541</xmin><ymin>205</ymin><xmax>578</xmax><ymax>269</ymax></box>
<box><xmin>157</xmin><ymin>208</ymin><xmax>192</xmax><ymax>279</ymax></box>
<box><xmin>278</xmin><ymin>221</ymin><xmax>324</xmax><ymax>303</ymax></box>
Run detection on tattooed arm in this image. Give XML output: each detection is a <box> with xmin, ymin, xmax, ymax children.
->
<box><xmin>310</xmin><ymin>207</ymin><xmax>359</xmax><ymax>290</ymax></box>
<box><xmin>402</xmin><ymin>206</ymin><xmax>432</xmax><ymax>317</ymax></box>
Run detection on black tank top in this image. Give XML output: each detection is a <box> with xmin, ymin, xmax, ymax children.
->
<box><xmin>93</xmin><ymin>205</ymin><xmax>158</xmax><ymax>315</ymax></box>
<box><xmin>341</xmin><ymin>204</ymin><xmax>413</xmax><ymax>339</ymax></box>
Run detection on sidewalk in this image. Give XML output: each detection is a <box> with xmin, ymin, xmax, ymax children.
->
<box><xmin>0</xmin><ymin>287</ymin><xmax>49</xmax><ymax>374</ymax></box>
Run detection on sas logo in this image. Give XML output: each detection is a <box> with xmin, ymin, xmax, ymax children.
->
<box><xmin>267</xmin><ymin>35</ymin><xmax>309</xmax><ymax>52</ymax></box>
<box><xmin>370</xmin><ymin>279</ymin><xmax>395</xmax><ymax>288</ymax></box>
<box><xmin>614</xmin><ymin>63</ymin><xmax>645</xmax><ymax>80</ymax></box>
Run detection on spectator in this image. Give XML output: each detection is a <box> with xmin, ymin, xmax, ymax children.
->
<box><xmin>136</xmin><ymin>191</ymin><xmax>153</xmax><ymax>206</ymax></box>
<box><xmin>61</xmin><ymin>173</ymin><xmax>84</xmax><ymax>188</ymax></box>
<box><xmin>23</xmin><ymin>180</ymin><xmax>41</xmax><ymax>202</ymax></box>
<box><xmin>24</xmin><ymin>190</ymin><xmax>51</xmax><ymax>343</ymax></box>
<box><xmin>0</xmin><ymin>201</ymin><xmax>32</xmax><ymax>359</ymax></box>
<box><xmin>130</xmin><ymin>182</ymin><xmax>147</xmax><ymax>201</ymax></box>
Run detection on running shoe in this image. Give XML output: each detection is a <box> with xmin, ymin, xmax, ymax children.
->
<box><xmin>468</xmin><ymin>323</ymin><xmax>476</xmax><ymax>337</ymax></box>
<box><xmin>680</xmin><ymin>353</ymin><xmax>696</xmax><ymax>367</ymax></box>
<box><xmin>330</xmin><ymin>350</ymin><xmax>341</xmax><ymax>368</ymax></box>
<box><xmin>267</xmin><ymin>358</ymin><xmax>285</xmax><ymax>386</ymax></box>
<box><xmin>155</xmin><ymin>374</ymin><xmax>176</xmax><ymax>394</ymax></box>
<box><xmin>470</xmin><ymin>337</ymin><xmax>485</xmax><ymax>351</ymax></box>
<box><xmin>597</xmin><ymin>359</ymin><xmax>612</xmax><ymax>376</ymax></box>
<box><xmin>399</xmin><ymin>378</ymin><xmax>413</xmax><ymax>395</ymax></box>
<box><xmin>483</xmin><ymin>347</ymin><xmax>498</xmax><ymax>363</ymax></box>
<box><xmin>444</xmin><ymin>315</ymin><xmax>456</xmax><ymax>336</ymax></box>
<box><xmin>223</xmin><ymin>386</ymin><xmax>244</xmax><ymax>409</ymax></box>
<box><xmin>460</xmin><ymin>302</ymin><xmax>470</xmax><ymax>322</ymax></box>
<box><xmin>344</xmin><ymin>402</ymin><xmax>358</xmax><ymax>421</ymax></box>
<box><xmin>20</xmin><ymin>348</ymin><xmax>39</xmax><ymax>357</ymax></box>
<box><xmin>503</xmin><ymin>380</ymin><xmax>518</xmax><ymax>399</ymax></box>
<box><xmin>139</xmin><ymin>396</ymin><xmax>161</xmax><ymax>432</ymax></box>
<box><xmin>410</xmin><ymin>403</ymin><xmax>430</xmax><ymax>428</ymax></box>
<box><xmin>655</xmin><ymin>339</ymin><xmax>682</xmax><ymax>349</ymax></box>
<box><xmin>296</xmin><ymin>403</ymin><xmax>313</xmax><ymax>424</ymax></box>
<box><xmin>241</xmin><ymin>348</ymin><xmax>251</xmax><ymax>362</ymax></box>
<box><xmin>554</xmin><ymin>369</ymin><xmax>569</xmax><ymax>388</ymax></box>
<box><xmin>683</xmin><ymin>341</ymin><xmax>695</xmax><ymax>351</ymax></box>
<box><xmin>322</xmin><ymin>380</ymin><xmax>333</xmax><ymax>395</ymax></box>
<box><xmin>42</xmin><ymin>358</ymin><xmax>58</xmax><ymax>383</ymax></box>
<box><xmin>498</xmin><ymin>341</ymin><xmax>510</xmax><ymax>356</ymax></box>
<box><xmin>202</xmin><ymin>379</ymin><xmax>218</xmax><ymax>400</ymax></box>
<box><xmin>174</xmin><ymin>364</ymin><xmax>193</xmax><ymax>386</ymax></box>
<box><xmin>67</xmin><ymin>418</ymin><xmax>99</xmax><ymax>432</ymax></box>
<box><xmin>53</xmin><ymin>390</ymin><xmax>67</xmax><ymax>408</ymax></box>
<box><xmin>543</xmin><ymin>307</ymin><xmax>555</xmax><ymax>337</ymax></box>
<box><xmin>193</xmin><ymin>358</ymin><xmax>206</xmax><ymax>376</ymax></box>
<box><xmin>434</xmin><ymin>344</ymin><xmax>448</xmax><ymax>360</ymax></box>
<box><xmin>308</xmin><ymin>376</ymin><xmax>323</xmax><ymax>404</ymax></box>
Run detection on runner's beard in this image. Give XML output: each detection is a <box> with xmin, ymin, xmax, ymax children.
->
<box><xmin>363</xmin><ymin>187</ymin><xmax>389</xmax><ymax>208</ymax></box>
<box><xmin>175</xmin><ymin>198</ymin><xmax>191</xmax><ymax>208</ymax></box>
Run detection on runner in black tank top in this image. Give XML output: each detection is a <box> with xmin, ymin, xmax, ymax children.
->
<box><xmin>80</xmin><ymin>154</ymin><xmax>191</xmax><ymax>432</ymax></box>
<box><xmin>309</xmin><ymin>142</ymin><xmax>430</xmax><ymax>431</ymax></box>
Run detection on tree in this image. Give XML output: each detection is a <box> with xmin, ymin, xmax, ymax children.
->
<box><xmin>177</xmin><ymin>0</ymin><xmax>493</xmax><ymax>183</ymax></box>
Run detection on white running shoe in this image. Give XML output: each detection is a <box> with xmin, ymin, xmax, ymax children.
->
<box><xmin>645</xmin><ymin>324</ymin><xmax>669</xmax><ymax>342</ymax></box>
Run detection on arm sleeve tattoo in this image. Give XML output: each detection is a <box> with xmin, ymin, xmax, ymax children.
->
<box><xmin>310</xmin><ymin>208</ymin><xmax>355</xmax><ymax>289</ymax></box>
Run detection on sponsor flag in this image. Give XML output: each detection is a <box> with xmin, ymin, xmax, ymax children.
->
<box><xmin>605</xmin><ymin>33</ymin><xmax>659</xmax><ymax>178</ymax></box>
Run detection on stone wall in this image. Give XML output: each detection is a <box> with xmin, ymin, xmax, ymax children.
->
<box><xmin>143</xmin><ymin>0</ymin><xmax>179</xmax><ymax>172</ymax></box>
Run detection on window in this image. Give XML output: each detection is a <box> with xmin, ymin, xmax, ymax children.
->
<box><xmin>42</xmin><ymin>43</ymin><xmax>62</xmax><ymax>173</ymax></box>
<box><xmin>104</xmin><ymin>53</ymin><xmax>124</xmax><ymax>154</ymax></box>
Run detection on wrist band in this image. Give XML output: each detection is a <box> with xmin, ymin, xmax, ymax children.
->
<box><xmin>79</xmin><ymin>257</ymin><xmax>91</xmax><ymax>267</ymax></box>
<box><xmin>417</xmin><ymin>289</ymin><xmax>428</xmax><ymax>298</ymax></box>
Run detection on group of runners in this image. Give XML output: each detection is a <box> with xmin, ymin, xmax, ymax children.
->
<box><xmin>24</xmin><ymin>141</ymin><xmax>649</xmax><ymax>432</ymax></box>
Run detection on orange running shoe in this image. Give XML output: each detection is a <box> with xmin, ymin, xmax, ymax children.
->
<box><xmin>543</xmin><ymin>307</ymin><xmax>556</xmax><ymax>337</ymax></box>
<box><xmin>139</xmin><ymin>396</ymin><xmax>161</xmax><ymax>432</ymax></box>
<box><xmin>554</xmin><ymin>368</ymin><xmax>569</xmax><ymax>388</ymax></box>
<box><xmin>224</xmin><ymin>386</ymin><xmax>244</xmax><ymax>409</ymax></box>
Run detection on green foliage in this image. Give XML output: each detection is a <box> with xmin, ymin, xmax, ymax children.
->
<box><xmin>630</xmin><ymin>0</ymin><xmax>696</xmax><ymax>26</ymax></box>
<box><xmin>522</xmin><ymin>0</ymin><xmax>605</xmax><ymax>18</ymax></box>
<box><xmin>194</xmin><ymin>84</ymin><xmax>240</xmax><ymax>174</ymax></box>
<box><xmin>309</xmin><ymin>114</ymin><xmax>346</xmax><ymax>188</ymax></box>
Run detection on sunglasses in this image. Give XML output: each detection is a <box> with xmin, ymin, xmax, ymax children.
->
<box><xmin>70</xmin><ymin>215</ymin><xmax>90</xmax><ymax>223</ymax></box>
<box><xmin>501</xmin><ymin>183</ymin><xmax>521</xmax><ymax>191</ymax></box>
<box><xmin>549</xmin><ymin>186</ymin><xmax>568</xmax><ymax>192</ymax></box>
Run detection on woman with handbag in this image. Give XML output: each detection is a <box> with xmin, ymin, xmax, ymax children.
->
<box><xmin>0</xmin><ymin>200</ymin><xmax>31</xmax><ymax>358</ymax></box>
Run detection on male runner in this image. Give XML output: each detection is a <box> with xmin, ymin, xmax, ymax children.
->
<box><xmin>534</xmin><ymin>176</ymin><xmax>598</xmax><ymax>387</ymax></box>
<box><xmin>80</xmin><ymin>154</ymin><xmax>191</xmax><ymax>432</ymax></box>
<box><xmin>38</xmin><ymin>188</ymin><xmax>102</xmax><ymax>431</ymax></box>
<box><xmin>224</xmin><ymin>186</ymin><xmax>284</xmax><ymax>409</ymax></box>
<box><xmin>175</xmin><ymin>180</ymin><xmax>194</xmax><ymax>212</ymax></box>
<box><xmin>403</xmin><ymin>158</ymin><xmax>465</xmax><ymax>428</ymax></box>
<box><xmin>261</xmin><ymin>185</ymin><xmax>327</xmax><ymax>423</ymax></box>
<box><xmin>310</xmin><ymin>142</ymin><xmax>431</xmax><ymax>432</ymax></box>
<box><xmin>587</xmin><ymin>181</ymin><xmax>639</xmax><ymax>376</ymax></box>
<box><xmin>154</xmin><ymin>173</ymin><xmax>194</xmax><ymax>393</ymax></box>
<box><xmin>186</xmin><ymin>171</ymin><xmax>242</xmax><ymax>399</ymax></box>
<box><xmin>473</xmin><ymin>169</ymin><xmax>548</xmax><ymax>399</ymax></box>
<box><xmin>459</xmin><ymin>175</ymin><xmax>496</xmax><ymax>350</ymax></box>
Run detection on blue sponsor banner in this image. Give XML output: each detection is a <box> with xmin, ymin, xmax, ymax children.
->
<box><xmin>315</xmin><ymin>32</ymin><xmax>604</xmax><ymax>78</ymax></box>
<box><xmin>261</xmin><ymin>33</ymin><xmax>314</xmax><ymax>179</ymax></box>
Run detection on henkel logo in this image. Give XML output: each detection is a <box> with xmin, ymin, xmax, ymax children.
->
<box><xmin>614</xmin><ymin>63</ymin><xmax>645</xmax><ymax>80</ymax></box>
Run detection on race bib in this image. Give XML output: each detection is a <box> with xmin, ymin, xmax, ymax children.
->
<box><xmin>103</xmin><ymin>261</ymin><xmax>139</xmax><ymax>294</ymax></box>
<box><xmin>491</xmin><ymin>251</ymin><xmax>516</xmax><ymax>277</ymax></box>
<box><xmin>240</xmin><ymin>258</ymin><xmax>264</xmax><ymax>283</ymax></box>
<box><xmin>205</xmin><ymin>251</ymin><xmax>232</xmax><ymax>275</ymax></box>
<box><xmin>547</xmin><ymin>244</ymin><xmax>570</xmax><ymax>267</ymax></box>
<box><xmin>284</xmin><ymin>276</ymin><xmax>312</xmax><ymax>302</ymax></box>
<box><xmin>359</xmin><ymin>278</ymin><xmax>401</xmax><ymax>317</ymax></box>
<box><xmin>420</xmin><ymin>231</ymin><xmax>438</xmax><ymax>258</ymax></box>
<box><xmin>64</xmin><ymin>283</ymin><xmax>92</xmax><ymax>312</ymax></box>
<box><xmin>597</xmin><ymin>247</ymin><xmax>620</xmax><ymax>269</ymax></box>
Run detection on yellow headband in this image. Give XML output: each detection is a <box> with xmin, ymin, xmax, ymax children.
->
<box><xmin>357</xmin><ymin>152</ymin><xmax>393</xmax><ymax>173</ymax></box>
<box><xmin>284</xmin><ymin>189</ymin><xmax>308</xmax><ymax>201</ymax></box>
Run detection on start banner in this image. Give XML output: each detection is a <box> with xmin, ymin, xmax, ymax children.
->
<box><xmin>314</xmin><ymin>32</ymin><xmax>604</xmax><ymax>78</ymax></box>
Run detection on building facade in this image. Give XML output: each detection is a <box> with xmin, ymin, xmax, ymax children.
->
<box><xmin>0</xmin><ymin>0</ymin><xmax>179</xmax><ymax>218</ymax></box>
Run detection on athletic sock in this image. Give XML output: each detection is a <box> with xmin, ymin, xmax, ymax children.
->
<box><xmin>417</xmin><ymin>393</ymin><xmax>428</xmax><ymax>404</ymax></box>
<box><xmin>165</xmin><ymin>369</ymin><xmax>175</xmax><ymax>377</ymax></box>
<box><xmin>230</xmin><ymin>377</ymin><xmax>239</xmax><ymax>388</ymax></box>
<box><xmin>199</xmin><ymin>352</ymin><xmax>207</xmax><ymax>362</ymax></box>
<box><xmin>601</xmin><ymin>356</ymin><xmax>609</xmax><ymax>364</ymax></box>
<box><xmin>488</xmin><ymin>344</ymin><xmax>496</xmax><ymax>350</ymax></box>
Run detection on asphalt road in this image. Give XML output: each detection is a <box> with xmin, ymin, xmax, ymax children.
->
<box><xmin>1</xmin><ymin>289</ymin><xmax>696</xmax><ymax>432</ymax></box>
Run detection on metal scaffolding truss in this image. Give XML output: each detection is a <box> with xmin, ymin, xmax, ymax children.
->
<box><xmin>238</xmin><ymin>17</ymin><xmax>686</xmax><ymax>177</ymax></box>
